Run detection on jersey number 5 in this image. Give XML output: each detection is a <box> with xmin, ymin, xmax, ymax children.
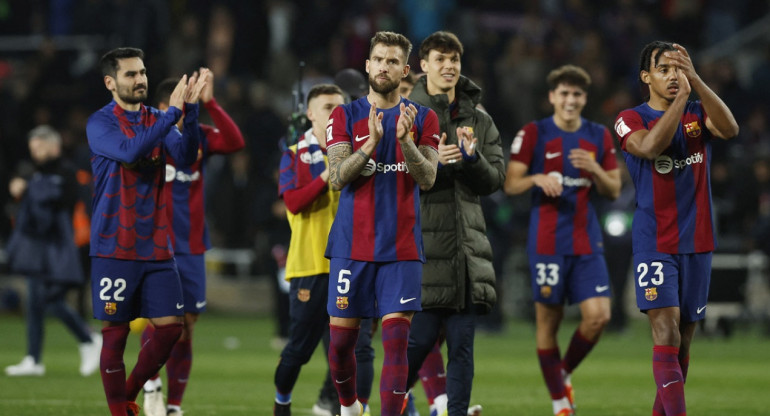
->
<box><xmin>637</xmin><ymin>262</ymin><xmax>664</xmax><ymax>287</ymax></box>
<box><xmin>337</xmin><ymin>270</ymin><xmax>351</xmax><ymax>294</ymax></box>
<box><xmin>99</xmin><ymin>277</ymin><xmax>127</xmax><ymax>301</ymax></box>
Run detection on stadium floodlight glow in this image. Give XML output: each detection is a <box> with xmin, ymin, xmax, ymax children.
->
<box><xmin>604</xmin><ymin>211</ymin><xmax>629</xmax><ymax>237</ymax></box>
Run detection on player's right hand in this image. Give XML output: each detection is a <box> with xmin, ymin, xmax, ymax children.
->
<box><xmin>437</xmin><ymin>132</ymin><xmax>462</xmax><ymax>165</ymax></box>
<box><xmin>367</xmin><ymin>99</ymin><xmax>384</xmax><ymax>146</ymax></box>
<box><xmin>532</xmin><ymin>173</ymin><xmax>563</xmax><ymax>197</ymax></box>
<box><xmin>169</xmin><ymin>75</ymin><xmax>188</xmax><ymax>111</ymax></box>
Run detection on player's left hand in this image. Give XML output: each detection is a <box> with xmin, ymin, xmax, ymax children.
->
<box><xmin>199</xmin><ymin>67</ymin><xmax>214</xmax><ymax>103</ymax></box>
<box><xmin>396</xmin><ymin>103</ymin><xmax>417</xmax><ymax>143</ymax></box>
<box><xmin>568</xmin><ymin>148</ymin><xmax>600</xmax><ymax>174</ymax></box>
<box><xmin>457</xmin><ymin>127</ymin><xmax>478</xmax><ymax>158</ymax></box>
<box><xmin>664</xmin><ymin>44</ymin><xmax>698</xmax><ymax>83</ymax></box>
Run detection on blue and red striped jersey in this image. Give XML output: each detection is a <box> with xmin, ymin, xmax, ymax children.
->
<box><xmin>87</xmin><ymin>100</ymin><xmax>199</xmax><ymax>260</ymax></box>
<box><xmin>510</xmin><ymin>117</ymin><xmax>617</xmax><ymax>255</ymax></box>
<box><xmin>615</xmin><ymin>101</ymin><xmax>714</xmax><ymax>254</ymax></box>
<box><xmin>325</xmin><ymin>97</ymin><xmax>440</xmax><ymax>262</ymax></box>
<box><xmin>164</xmin><ymin>99</ymin><xmax>245</xmax><ymax>254</ymax></box>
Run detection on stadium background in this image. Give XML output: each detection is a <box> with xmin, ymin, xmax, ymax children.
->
<box><xmin>0</xmin><ymin>1</ymin><xmax>769</xmax><ymax>415</ymax></box>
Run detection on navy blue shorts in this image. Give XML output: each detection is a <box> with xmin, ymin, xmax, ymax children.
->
<box><xmin>91</xmin><ymin>257</ymin><xmax>184</xmax><ymax>322</ymax></box>
<box><xmin>528</xmin><ymin>253</ymin><xmax>611</xmax><ymax>305</ymax></box>
<box><xmin>176</xmin><ymin>253</ymin><xmax>207</xmax><ymax>313</ymax></box>
<box><xmin>328</xmin><ymin>258</ymin><xmax>422</xmax><ymax>318</ymax></box>
<box><xmin>633</xmin><ymin>251</ymin><xmax>711</xmax><ymax>322</ymax></box>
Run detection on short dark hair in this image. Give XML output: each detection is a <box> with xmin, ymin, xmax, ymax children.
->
<box><xmin>154</xmin><ymin>78</ymin><xmax>178</xmax><ymax>106</ymax></box>
<box><xmin>369</xmin><ymin>31</ymin><xmax>412</xmax><ymax>61</ymax></box>
<box><xmin>546</xmin><ymin>65</ymin><xmax>591</xmax><ymax>91</ymax></box>
<box><xmin>100</xmin><ymin>47</ymin><xmax>144</xmax><ymax>78</ymax></box>
<box><xmin>419</xmin><ymin>31</ymin><xmax>464</xmax><ymax>61</ymax></box>
<box><xmin>306</xmin><ymin>83</ymin><xmax>344</xmax><ymax>105</ymax></box>
<box><xmin>639</xmin><ymin>41</ymin><xmax>676</xmax><ymax>82</ymax></box>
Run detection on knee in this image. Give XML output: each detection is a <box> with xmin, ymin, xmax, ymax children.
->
<box><xmin>582</xmin><ymin>310</ymin><xmax>611</xmax><ymax>334</ymax></box>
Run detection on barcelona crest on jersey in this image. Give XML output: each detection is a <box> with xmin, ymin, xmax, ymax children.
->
<box><xmin>336</xmin><ymin>296</ymin><xmax>349</xmax><ymax>310</ymax></box>
<box><xmin>685</xmin><ymin>121</ymin><xmax>701</xmax><ymax>138</ymax></box>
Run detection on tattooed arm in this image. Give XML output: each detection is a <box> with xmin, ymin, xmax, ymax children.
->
<box><xmin>400</xmin><ymin>140</ymin><xmax>438</xmax><ymax>190</ymax></box>
<box><xmin>328</xmin><ymin>144</ymin><xmax>374</xmax><ymax>190</ymax></box>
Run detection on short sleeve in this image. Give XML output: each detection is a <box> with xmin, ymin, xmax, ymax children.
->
<box><xmin>509</xmin><ymin>122</ymin><xmax>538</xmax><ymax>166</ymax></box>
<box><xmin>614</xmin><ymin>109</ymin><xmax>645</xmax><ymax>151</ymax></box>
<box><xmin>418</xmin><ymin>108</ymin><xmax>440</xmax><ymax>150</ymax></box>
<box><xmin>325</xmin><ymin>106</ymin><xmax>350</xmax><ymax>150</ymax></box>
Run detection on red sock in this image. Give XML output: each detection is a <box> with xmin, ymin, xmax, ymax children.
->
<box><xmin>166</xmin><ymin>339</ymin><xmax>192</xmax><ymax>406</ymax></box>
<box><xmin>562</xmin><ymin>329</ymin><xmax>597</xmax><ymax>374</ymax></box>
<box><xmin>380</xmin><ymin>318</ymin><xmax>410</xmax><ymax>416</ymax></box>
<box><xmin>653</xmin><ymin>353</ymin><xmax>689</xmax><ymax>415</ymax></box>
<box><xmin>418</xmin><ymin>341</ymin><xmax>446</xmax><ymax>404</ymax></box>
<box><xmin>537</xmin><ymin>347</ymin><xmax>566</xmax><ymax>399</ymax></box>
<box><xmin>329</xmin><ymin>324</ymin><xmax>359</xmax><ymax>406</ymax></box>
<box><xmin>141</xmin><ymin>324</ymin><xmax>161</xmax><ymax>384</ymax></box>
<box><xmin>652</xmin><ymin>346</ymin><xmax>686</xmax><ymax>416</ymax></box>
<box><xmin>126</xmin><ymin>323</ymin><xmax>183</xmax><ymax>401</ymax></box>
<box><xmin>100</xmin><ymin>325</ymin><xmax>130</xmax><ymax>416</ymax></box>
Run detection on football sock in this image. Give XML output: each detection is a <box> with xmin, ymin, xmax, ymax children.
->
<box><xmin>418</xmin><ymin>341</ymin><xmax>446</xmax><ymax>404</ymax></box>
<box><xmin>562</xmin><ymin>328</ymin><xmax>597</xmax><ymax>374</ymax></box>
<box><xmin>380</xmin><ymin>318</ymin><xmax>410</xmax><ymax>416</ymax></box>
<box><xmin>100</xmin><ymin>325</ymin><xmax>130</xmax><ymax>416</ymax></box>
<box><xmin>126</xmin><ymin>323</ymin><xmax>183</xmax><ymax>401</ymax></box>
<box><xmin>537</xmin><ymin>347</ymin><xmax>566</xmax><ymax>399</ymax></box>
<box><xmin>653</xmin><ymin>353</ymin><xmax>690</xmax><ymax>415</ymax></box>
<box><xmin>140</xmin><ymin>324</ymin><xmax>161</xmax><ymax>386</ymax></box>
<box><xmin>166</xmin><ymin>338</ymin><xmax>192</xmax><ymax>406</ymax></box>
<box><xmin>652</xmin><ymin>345</ymin><xmax>686</xmax><ymax>416</ymax></box>
<box><xmin>329</xmin><ymin>324</ymin><xmax>360</xmax><ymax>406</ymax></box>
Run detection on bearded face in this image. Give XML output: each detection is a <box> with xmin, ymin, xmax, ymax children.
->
<box><xmin>368</xmin><ymin>70</ymin><xmax>400</xmax><ymax>95</ymax></box>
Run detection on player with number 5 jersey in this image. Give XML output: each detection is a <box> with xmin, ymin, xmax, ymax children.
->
<box><xmin>324</xmin><ymin>31</ymin><xmax>439</xmax><ymax>416</ymax></box>
<box><xmin>504</xmin><ymin>65</ymin><xmax>621</xmax><ymax>416</ymax></box>
<box><xmin>614</xmin><ymin>41</ymin><xmax>738</xmax><ymax>416</ymax></box>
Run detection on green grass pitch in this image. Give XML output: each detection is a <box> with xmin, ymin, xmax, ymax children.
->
<box><xmin>0</xmin><ymin>313</ymin><xmax>766</xmax><ymax>415</ymax></box>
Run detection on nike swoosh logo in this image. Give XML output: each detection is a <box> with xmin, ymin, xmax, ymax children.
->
<box><xmin>399</xmin><ymin>297</ymin><xmax>416</xmax><ymax>304</ymax></box>
<box><xmin>335</xmin><ymin>376</ymin><xmax>351</xmax><ymax>384</ymax></box>
<box><xmin>177</xmin><ymin>378</ymin><xmax>188</xmax><ymax>383</ymax></box>
<box><xmin>697</xmin><ymin>305</ymin><xmax>707</xmax><ymax>314</ymax></box>
<box><xmin>176</xmin><ymin>303</ymin><xmax>184</xmax><ymax>309</ymax></box>
<box><xmin>196</xmin><ymin>300</ymin><xmax>207</xmax><ymax>309</ymax></box>
<box><xmin>355</xmin><ymin>134</ymin><xmax>370</xmax><ymax>142</ymax></box>
<box><xmin>545</xmin><ymin>152</ymin><xmax>561</xmax><ymax>159</ymax></box>
<box><xmin>105</xmin><ymin>368</ymin><xmax>122</xmax><ymax>374</ymax></box>
<box><xmin>595</xmin><ymin>285</ymin><xmax>610</xmax><ymax>293</ymax></box>
<box><xmin>663</xmin><ymin>380</ymin><xmax>680</xmax><ymax>388</ymax></box>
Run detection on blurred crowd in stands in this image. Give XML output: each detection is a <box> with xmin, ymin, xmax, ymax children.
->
<box><xmin>1</xmin><ymin>1</ymin><xmax>769</xmax><ymax>322</ymax></box>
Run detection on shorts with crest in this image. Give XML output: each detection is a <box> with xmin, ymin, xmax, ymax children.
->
<box><xmin>529</xmin><ymin>253</ymin><xmax>611</xmax><ymax>305</ymax></box>
<box><xmin>91</xmin><ymin>257</ymin><xmax>184</xmax><ymax>322</ymax></box>
<box><xmin>633</xmin><ymin>251</ymin><xmax>711</xmax><ymax>322</ymax></box>
<box><xmin>327</xmin><ymin>258</ymin><xmax>422</xmax><ymax>319</ymax></box>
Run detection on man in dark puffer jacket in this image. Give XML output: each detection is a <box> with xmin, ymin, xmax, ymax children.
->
<box><xmin>405</xmin><ymin>31</ymin><xmax>504</xmax><ymax>416</ymax></box>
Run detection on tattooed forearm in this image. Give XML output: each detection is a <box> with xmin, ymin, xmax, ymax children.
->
<box><xmin>328</xmin><ymin>144</ymin><xmax>371</xmax><ymax>190</ymax></box>
<box><xmin>400</xmin><ymin>139</ymin><xmax>438</xmax><ymax>190</ymax></box>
